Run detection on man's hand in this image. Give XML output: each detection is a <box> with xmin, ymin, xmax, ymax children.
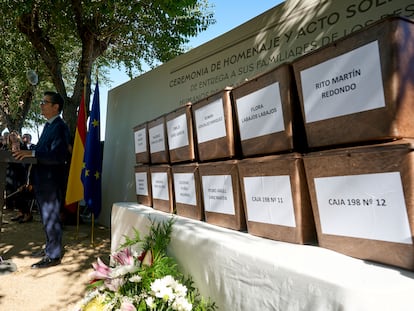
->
<box><xmin>12</xmin><ymin>150</ymin><xmax>33</xmax><ymax>160</ymax></box>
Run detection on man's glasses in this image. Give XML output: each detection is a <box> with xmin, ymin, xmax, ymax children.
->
<box><xmin>40</xmin><ymin>99</ymin><xmax>53</xmax><ymax>105</ymax></box>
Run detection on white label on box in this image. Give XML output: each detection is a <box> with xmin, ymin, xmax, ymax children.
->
<box><xmin>173</xmin><ymin>173</ymin><xmax>197</xmax><ymax>206</ymax></box>
<box><xmin>236</xmin><ymin>82</ymin><xmax>285</xmax><ymax>141</ymax></box>
<box><xmin>134</xmin><ymin>128</ymin><xmax>147</xmax><ymax>153</ymax></box>
<box><xmin>243</xmin><ymin>176</ymin><xmax>296</xmax><ymax>227</ymax></box>
<box><xmin>300</xmin><ymin>40</ymin><xmax>386</xmax><ymax>123</ymax></box>
<box><xmin>167</xmin><ymin>113</ymin><xmax>189</xmax><ymax>150</ymax></box>
<box><xmin>149</xmin><ymin>123</ymin><xmax>165</xmax><ymax>153</ymax></box>
<box><xmin>195</xmin><ymin>99</ymin><xmax>226</xmax><ymax>143</ymax></box>
<box><xmin>314</xmin><ymin>172</ymin><xmax>412</xmax><ymax>244</ymax></box>
<box><xmin>202</xmin><ymin>175</ymin><xmax>235</xmax><ymax>215</ymax></box>
<box><xmin>151</xmin><ymin>172</ymin><xmax>169</xmax><ymax>200</ymax></box>
<box><xmin>135</xmin><ymin>172</ymin><xmax>148</xmax><ymax>196</ymax></box>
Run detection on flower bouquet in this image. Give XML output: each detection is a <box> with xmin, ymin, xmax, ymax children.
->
<box><xmin>75</xmin><ymin>218</ymin><xmax>216</xmax><ymax>311</ymax></box>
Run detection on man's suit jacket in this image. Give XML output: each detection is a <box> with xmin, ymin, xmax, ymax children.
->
<box><xmin>32</xmin><ymin>116</ymin><xmax>70</xmax><ymax>189</ymax></box>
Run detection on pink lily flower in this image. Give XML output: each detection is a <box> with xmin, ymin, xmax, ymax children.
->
<box><xmin>112</xmin><ymin>248</ymin><xmax>134</xmax><ymax>266</ymax></box>
<box><xmin>120</xmin><ymin>301</ymin><xmax>137</xmax><ymax>311</ymax></box>
<box><xmin>90</xmin><ymin>257</ymin><xmax>112</xmax><ymax>280</ymax></box>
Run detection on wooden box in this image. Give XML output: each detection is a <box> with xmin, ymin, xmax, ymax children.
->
<box><xmin>171</xmin><ymin>163</ymin><xmax>204</xmax><ymax>220</ymax></box>
<box><xmin>293</xmin><ymin>17</ymin><xmax>414</xmax><ymax>149</ymax></box>
<box><xmin>303</xmin><ymin>139</ymin><xmax>414</xmax><ymax>270</ymax></box>
<box><xmin>133</xmin><ymin>123</ymin><xmax>150</xmax><ymax>164</ymax></box>
<box><xmin>134</xmin><ymin>165</ymin><xmax>152</xmax><ymax>207</ymax></box>
<box><xmin>237</xmin><ymin>154</ymin><xmax>316</xmax><ymax>244</ymax></box>
<box><xmin>192</xmin><ymin>87</ymin><xmax>240</xmax><ymax>162</ymax></box>
<box><xmin>232</xmin><ymin>64</ymin><xmax>306</xmax><ymax>156</ymax></box>
<box><xmin>198</xmin><ymin>160</ymin><xmax>246</xmax><ymax>231</ymax></box>
<box><xmin>148</xmin><ymin>115</ymin><xmax>170</xmax><ymax>164</ymax></box>
<box><xmin>150</xmin><ymin>165</ymin><xmax>174</xmax><ymax>213</ymax></box>
<box><xmin>166</xmin><ymin>103</ymin><xmax>197</xmax><ymax>163</ymax></box>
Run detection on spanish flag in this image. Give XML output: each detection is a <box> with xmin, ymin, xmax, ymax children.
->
<box><xmin>65</xmin><ymin>93</ymin><xmax>87</xmax><ymax>205</ymax></box>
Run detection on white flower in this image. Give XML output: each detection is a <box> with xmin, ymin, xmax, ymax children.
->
<box><xmin>150</xmin><ymin>276</ymin><xmax>176</xmax><ymax>302</ymax></box>
<box><xmin>173</xmin><ymin>283</ymin><xmax>188</xmax><ymax>297</ymax></box>
<box><xmin>172</xmin><ymin>296</ymin><xmax>193</xmax><ymax>311</ymax></box>
<box><xmin>111</xmin><ymin>264</ymin><xmax>139</xmax><ymax>278</ymax></box>
<box><xmin>145</xmin><ymin>296</ymin><xmax>155</xmax><ymax>309</ymax></box>
<box><xmin>149</xmin><ymin>275</ymin><xmax>190</xmax><ymax>305</ymax></box>
<box><xmin>129</xmin><ymin>274</ymin><xmax>142</xmax><ymax>283</ymax></box>
<box><xmin>162</xmin><ymin>275</ymin><xmax>176</xmax><ymax>287</ymax></box>
<box><xmin>77</xmin><ymin>221</ymin><xmax>215</xmax><ymax>311</ymax></box>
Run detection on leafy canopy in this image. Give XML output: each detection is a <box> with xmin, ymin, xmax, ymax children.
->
<box><xmin>0</xmin><ymin>0</ymin><xmax>215</xmax><ymax>135</ymax></box>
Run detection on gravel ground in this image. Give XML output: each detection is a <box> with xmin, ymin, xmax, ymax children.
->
<box><xmin>0</xmin><ymin>207</ymin><xmax>111</xmax><ymax>311</ymax></box>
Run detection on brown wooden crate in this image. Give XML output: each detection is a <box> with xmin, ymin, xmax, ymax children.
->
<box><xmin>133</xmin><ymin>123</ymin><xmax>150</xmax><ymax>164</ymax></box>
<box><xmin>293</xmin><ymin>17</ymin><xmax>414</xmax><ymax>149</ymax></box>
<box><xmin>150</xmin><ymin>165</ymin><xmax>174</xmax><ymax>214</ymax></box>
<box><xmin>148</xmin><ymin>115</ymin><xmax>170</xmax><ymax>164</ymax></box>
<box><xmin>303</xmin><ymin>139</ymin><xmax>414</xmax><ymax>270</ymax></box>
<box><xmin>171</xmin><ymin>163</ymin><xmax>204</xmax><ymax>220</ymax></box>
<box><xmin>134</xmin><ymin>165</ymin><xmax>152</xmax><ymax>207</ymax></box>
<box><xmin>198</xmin><ymin>160</ymin><xmax>246</xmax><ymax>231</ymax></box>
<box><xmin>192</xmin><ymin>88</ymin><xmax>240</xmax><ymax>162</ymax></box>
<box><xmin>232</xmin><ymin>64</ymin><xmax>306</xmax><ymax>156</ymax></box>
<box><xmin>165</xmin><ymin>103</ymin><xmax>197</xmax><ymax>163</ymax></box>
<box><xmin>237</xmin><ymin>154</ymin><xmax>316</xmax><ymax>244</ymax></box>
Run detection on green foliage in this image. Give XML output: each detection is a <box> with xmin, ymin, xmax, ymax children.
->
<box><xmin>0</xmin><ymin>1</ymin><xmax>58</xmax><ymax>132</ymax></box>
<box><xmin>120</xmin><ymin>217</ymin><xmax>174</xmax><ymax>258</ymax></box>
<box><xmin>120</xmin><ymin>218</ymin><xmax>178</xmax><ymax>292</ymax></box>
<box><xmin>0</xmin><ymin>0</ymin><xmax>215</xmax><ymax>134</ymax></box>
<box><xmin>143</xmin><ymin>218</ymin><xmax>175</xmax><ymax>256</ymax></box>
<box><xmin>81</xmin><ymin>218</ymin><xmax>217</xmax><ymax>310</ymax></box>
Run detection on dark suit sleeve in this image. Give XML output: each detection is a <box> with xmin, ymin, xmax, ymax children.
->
<box><xmin>35</xmin><ymin>118</ymin><xmax>70</xmax><ymax>166</ymax></box>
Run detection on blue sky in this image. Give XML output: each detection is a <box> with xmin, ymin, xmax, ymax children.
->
<box><xmin>187</xmin><ymin>1</ymin><xmax>283</xmax><ymax>48</ymax></box>
<box><xmin>104</xmin><ymin>1</ymin><xmax>283</xmax><ymax>89</ymax></box>
<box><xmin>99</xmin><ymin>1</ymin><xmax>284</xmax><ymax>139</ymax></box>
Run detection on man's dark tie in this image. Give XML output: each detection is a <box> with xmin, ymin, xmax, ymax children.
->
<box><xmin>42</xmin><ymin>122</ymin><xmax>50</xmax><ymax>134</ymax></box>
<box><xmin>38</xmin><ymin>122</ymin><xmax>50</xmax><ymax>144</ymax></box>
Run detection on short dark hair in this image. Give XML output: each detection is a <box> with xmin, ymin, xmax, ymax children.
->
<box><xmin>44</xmin><ymin>91</ymin><xmax>64</xmax><ymax>112</ymax></box>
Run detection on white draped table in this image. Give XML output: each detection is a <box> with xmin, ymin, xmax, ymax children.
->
<box><xmin>111</xmin><ymin>203</ymin><xmax>414</xmax><ymax>311</ymax></box>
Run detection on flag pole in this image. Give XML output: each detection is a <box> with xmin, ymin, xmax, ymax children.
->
<box><xmin>91</xmin><ymin>213</ymin><xmax>95</xmax><ymax>246</ymax></box>
<box><xmin>75</xmin><ymin>201</ymin><xmax>80</xmax><ymax>239</ymax></box>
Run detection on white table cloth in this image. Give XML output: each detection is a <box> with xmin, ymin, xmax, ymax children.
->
<box><xmin>111</xmin><ymin>203</ymin><xmax>414</xmax><ymax>311</ymax></box>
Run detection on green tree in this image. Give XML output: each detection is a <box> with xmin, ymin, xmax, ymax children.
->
<box><xmin>1</xmin><ymin>0</ymin><xmax>214</xmax><ymax>137</ymax></box>
<box><xmin>0</xmin><ymin>9</ymin><xmax>48</xmax><ymax>135</ymax></box>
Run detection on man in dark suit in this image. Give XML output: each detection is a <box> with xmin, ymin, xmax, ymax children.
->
<box><xmin>13</xmin><ymin>91</ymin><xmax>70</xmax><ymax>268</ymax></box>
<box><xmin>22</xmin><ymin>133</ymin><xmax>36</xmax><ymax>150</ymax></box>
